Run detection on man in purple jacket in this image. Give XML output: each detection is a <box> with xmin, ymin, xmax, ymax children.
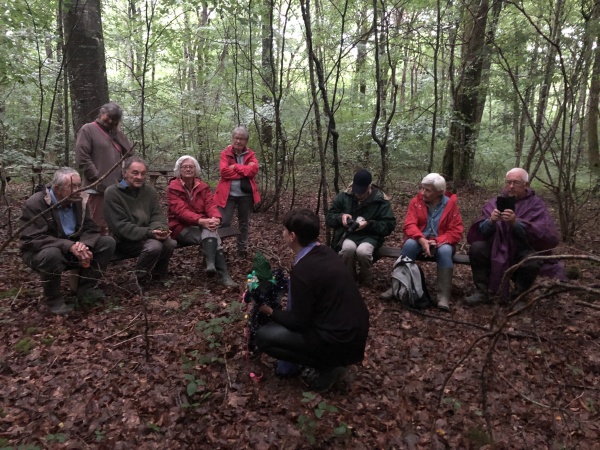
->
<box><xmin>465</xmin><ymin>168</ymin><xmax>565</xmax><ymax>305</ymax></box>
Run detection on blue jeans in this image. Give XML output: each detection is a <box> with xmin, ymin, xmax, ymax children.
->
<box><xmin>219</xmin><ymin>195</ymin><xmax>253</xmax><ymax>252</ymax></box>
<box><xmin>401</xmin><ymin>238</ymin><xmax>454</xmax><ymax>268</ymax></box>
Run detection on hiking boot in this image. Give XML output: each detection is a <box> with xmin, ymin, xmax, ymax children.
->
<box><xmin>357</xmin><ymin>268</ymin><xmax>373</xmax><ymax>286</ymax></box>
<box><xmin>379</xmin><ymin>287</ymin><xmax>394</xmax><ymax>301</ymax></box>
<box><xmin>464</xmin><ymin>290</ymin><xmax>490</xmax><ymax>306</ymax></box>
<box><xmin>310</xmin><ymin>366</ymin><xmax>347</xmax><ymax>392</ymax></box>
<box><xmin>46</xmin><ymin>296</ymin><xmax>74</xmax><ymax>315</ymax></box>
<box><xmin>202</xmin><ymin>238</ymin><xmax>218</xmax><ymax>276</ymax></box>
<box><xmin>216</xmin><ymin>250</ymin><xmax>238</xmax><ymax>288</ymax></box>
<box><xmin>436</xmin><ymin>267</ymin><xmax>453</xmax><ymax>312</ymax></box>
<box><xmin>77</xmin><ymin>288</ymin><xmax>105</xmax><ymax>304</ymax></box>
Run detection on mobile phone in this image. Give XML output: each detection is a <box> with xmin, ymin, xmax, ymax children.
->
<box><xmin>496</xmin><ymin>196</ymin><xmax>515</xmax><ymax>212</ymax></box>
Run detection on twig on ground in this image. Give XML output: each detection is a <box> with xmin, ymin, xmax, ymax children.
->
<box><xmin>102</xmin><ymin>312</ymin><xmax>142</xmax><ymax>341</ymax></box>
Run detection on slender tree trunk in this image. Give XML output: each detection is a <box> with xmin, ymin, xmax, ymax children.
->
<box><xmin>442</xmin><ymin>0</ymin><xmax>502</xmax><ymax>182</ymax></box>
<box><xmin>62</xmin><ymin>0</ymin><xmax>109</xmax><ymax>133</ymax></box>
<box><xmin>587</xmin><ymin>0</ymin><xmax>600</xmax><ymax>172</ymax></box>
<box><xmin>300</xmin><ymin>0</ymin><xmax>329</xmax><ymax>234</ymax></box>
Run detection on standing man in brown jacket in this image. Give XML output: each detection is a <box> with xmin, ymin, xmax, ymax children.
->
<box><xmin>76</xmin><ymin>102</ymin><xmax>133</xmax><ymax>234</ymax></box>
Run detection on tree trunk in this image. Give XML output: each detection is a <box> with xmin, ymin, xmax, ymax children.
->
<box><xmin>62</xmin><ymin>0</ymin><xmax>109</xmax><ymax>133</ymax></box>
<box><xmin>442</xmin><ymin>0</ymin><xmax>502</xmax><ymax>183</ymax></box>
<box><xmin>588</xmin><ymin>0</ymin><xmax>600</xmax><ymax>173</ymax></box>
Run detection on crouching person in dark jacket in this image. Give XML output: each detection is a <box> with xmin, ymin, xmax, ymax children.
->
<box><xmin>20</xmin><ymin>167</ymin><xmax>116</xmax><ymax>315</ymax></box>
<box><xmin>256</xmin><ymin>208</ymin><xmax>369</xmax><ymax>391</ymax></box>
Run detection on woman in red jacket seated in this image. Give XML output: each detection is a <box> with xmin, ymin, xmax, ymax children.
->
<box><xmin>167</xmin><ymin>156</ymin><xmax>236</xmax><ymax>287</ymax></box>
<box><xmin>381</xmin><ymin>173</ymin><xmax>463</xmax><ymax>311</ymax></box>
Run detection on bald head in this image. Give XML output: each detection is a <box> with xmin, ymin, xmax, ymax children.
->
<box><xmin>505</xmin><ymin>168</ymin><xmax>529</xmax><ymax>198</ymax></box>
<box><xmin>506</xmin><ymin>168</ymin><xmax>528</xmax><ymax>183</ymax></box>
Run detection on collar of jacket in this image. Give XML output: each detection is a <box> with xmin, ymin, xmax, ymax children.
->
<box><xmin>343</xmin><ymin>184</ymin><xmax>391</xmax><ymax>201</ymax></box>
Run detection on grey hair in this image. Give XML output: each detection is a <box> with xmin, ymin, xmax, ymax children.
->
<box><xmin>231</xmin><ymin>126</ymin><xmax>249</xmax><ymax>140</ymax></box>
<box><xmin>123</xmin><ymin>156</ymin><xmax>147</xmax><ymax>172</ymax></box>
<box><xmin>98</xmin><ymin>102</ymin><xmax>123</xmax><ymax>121</ymax></box>
<box><xmin>421</xmin><ymin>173</ymin><xmax>446</xmax><ymax>192</ymax></box>
<box><xmin>52</xmin><ymin>167</ymin><xmax>79</xmax><ymax>188</ymax></box>
<box><xmin>173</xmin><ymin>155</ymin><xmax>201</xmax><ymax>178</ymax></box>
<box><xmin>506</xmin><ymin>168</ymin><xmax>529</xmax><ymax>182</ymax></box>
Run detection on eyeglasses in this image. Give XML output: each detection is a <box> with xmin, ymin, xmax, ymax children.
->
<box><xmin>505</xmin><ymin>180</ymin><xmax>525</xmax><ymax>186</ymax></box>
<box><xmin>181</xmin><ymin>165</ymin><xmax>195</xmax><ymax>170</ymax></box>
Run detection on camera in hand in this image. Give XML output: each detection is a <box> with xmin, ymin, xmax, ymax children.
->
<box><xmin>346</xmin><ymin>216</ymin><xmax>365</xmax><ymax>233</ymax></box>
<box><xmin>346</xmin><ymin>218</ymin><xmax>360</xmax><ymax>232</ymax></box>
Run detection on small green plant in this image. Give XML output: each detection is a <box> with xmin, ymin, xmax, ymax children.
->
<box><xmin>297</xmin><ymin>414</ymin><xmax>316</xmax><ymax>445</ymax></box>
<box><xmin>0</xmin><ymin>445</ymin><xmax>42</xmax><ymax>450</ymax></box>
<box><xmin>0</xmin><ymin>287</ymin><xmax>21</xmax><ymax>299</ymax></box>
<box><xmin>586</xmin><ymin>397</ymin><xmax>597</xmax><ymax>413</ymax></box>
<box><xmin>94</xmin><ymin>429</ymin><xmax>105</xmax><ymax>442</ymax></box>
<box><xmin>297</xmin><ymin>392</ymin><xmax>346</xmax><ymax>444</ymax></box>
<box><xmin>314</xmin><ymin>400</ymin><xmax>339</xmax><ymax>418</ymax></box>
<box><xmin>333</xmin><ymin>422</ymin><xmax>353</xmax><ymax>440</ymax></box>
<box><xmin>25</xmin><ymin>327</ymin><xmax>38</xmax><ymax>335</ymax></box>
<box><xmin>184</xmin><ymin>373</ymin><xmax>206</xmax><ymax>396</ymax></box>
<box><xmin>41</xmin><ymin>336</ymin><xmax>55</xmax><ymax>346</ymax></box>
<box><xmin>45</xmin><ymin>433</ymin><xmax>67</xmax><ymax>443</ymax></box>
<box><xmin>567</xmin><ymin>364</ymin><xmax>583</xmax><ymax>376</ymax></box>
<box><xmin>196</xmin><ymin>316</ymin><xmax>235</xmax><ymax>349</ymax></box>
<box><xmin>14</xmin><ymin>338</ymin><xmax>34</xmax><ymax>355</ymax></box>
<box><xmin>467</xmin><ymin>427</ymin><xmax>493</xmax><ymax>447</ymax></box>
<box><xmin>146</xmin><ymin>422</ymin><xmax>161</xmax><ymax>433</ymax></box>
<box><xmin>442</xmin><ymin>396</ymin><xmax>462</xmax><ymax>412</ymax></box>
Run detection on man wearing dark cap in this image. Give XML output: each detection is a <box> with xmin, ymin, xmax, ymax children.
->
<box><xmin>326</xmin><ymin>169</ymin><xmax>396</xmax><ymax>285</ymax></box>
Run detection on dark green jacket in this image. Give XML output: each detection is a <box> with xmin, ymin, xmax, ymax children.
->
<box><xmin>104</xmin><ymin>182</ymin><xmax>167</xmax><ymax>243</ymax></box>
<box><xmin>325</xmin><ymin>185</ymin><xmax>396</xmax><ymax>250</ymax></box>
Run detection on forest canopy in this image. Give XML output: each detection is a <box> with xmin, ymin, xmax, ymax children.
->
<box><xmin>1</xmin><ymin>0</ymin><xmax>599</xmax><ymax>238</ymax></box>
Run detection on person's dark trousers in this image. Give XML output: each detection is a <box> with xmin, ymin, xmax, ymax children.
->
<box><xmin>219</xmin><ymin>195</ymin><xmax>253</xmax><ymax>254</ymax></box>
<box><xmin>23</xmin><ymin>236</ymin><xmax>116</xmax><ymax>300</ymax></box>
<box><xmin>468</xmin><ymin>240</ymin><xmax>493</xmax><ymax>294</ymax></box>
<box><xmin>256</xmin><ymin>322</ymin><xmax>339</xmax><ymax>370</ymax></box>
<box><xmin>512</xmin><ymin>246</ymin><xmax>543</xmax><ymax>295</ymax></box>
<box><xmin>77</xmin><ymin>236</ymin><xmax>116</xmax><ymax>291</ymax></box>
<box><xmin>116</xmin><ymin>237</ymin><xmax>176</xmax><ymax>281</ymax></box>
<box><xmin>468</xmin><ymin>239</ymin><xmax>542</xmax><ymax>297</ymax></box>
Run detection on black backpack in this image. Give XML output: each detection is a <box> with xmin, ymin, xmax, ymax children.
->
<box><xmin>390</xmin><ymin>256</ymin><xmax>432</xmax><ymax>309</ymax></box>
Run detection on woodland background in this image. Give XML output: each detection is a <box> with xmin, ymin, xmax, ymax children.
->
<box><xmin>0</xmin><ymin>0</ymin><xmax>599</xmax><ymax>235</ymax></box>
<box><xmin>1</xmin><ymin>0</ymin><xmax>600</xmax><ymax>448</ymax></box>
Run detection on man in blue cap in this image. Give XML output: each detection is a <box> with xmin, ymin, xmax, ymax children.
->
<box><xmin>325</xmin><ymin>169</ymin><xmax>396</xmax><ymax>286</ymax></box>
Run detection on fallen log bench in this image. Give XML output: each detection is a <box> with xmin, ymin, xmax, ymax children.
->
<box><xmin>110</xmin><ymin>225</ymin><xmax>240</xmax><ymax>262</ymax></box>
<box><xmin>147</xmin><ymin>168</ymin><xmax>173</xmax><ymax>186</ymax></box>
<box><xmin>70</xmin><ymin>226</ymin><xmax>240</xmax><ymax>291</ymax></box>
<box><xmin>376</xmin><ymin>245</ymin><xmax>471</xmax><ymax>265</ymax></box>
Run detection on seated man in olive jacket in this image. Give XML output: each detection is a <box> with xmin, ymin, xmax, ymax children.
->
<box><xmin>104</xmin><ymin>156</ymin><xmax>176</xmax><ymax>286</ymax></box>
<box><xmin>20</xmin><ymin>167</ymin><xmax>116</xmax><ymax>315</ymax></box>
<box><xmin>325</xmin><ymin>169</ymin><xmax>396</xmax><ymax>286</ymax></box>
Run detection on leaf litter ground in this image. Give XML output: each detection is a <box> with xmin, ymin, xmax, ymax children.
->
<box><xmin>1</xmin><ymin>182</ymin><xmax>599</xmax><ymax>449</ymax></box>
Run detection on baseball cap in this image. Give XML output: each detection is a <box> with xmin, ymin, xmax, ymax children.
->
<box><xmin>352</xmin><ymin>170</ymin><xmax>372</xmax><ymax>195</ymax></box>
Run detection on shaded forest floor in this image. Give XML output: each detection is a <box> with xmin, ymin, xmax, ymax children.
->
<box><xmin>1</xmin><ymin>181</ymin><xmax>600</xmax><ymax>449</ymax></box>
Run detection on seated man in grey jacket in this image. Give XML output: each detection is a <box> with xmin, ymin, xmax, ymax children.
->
<box><xmin>20</xmin><ymin>167</ymin><xmax>116</xmax><ymax>314</ymax></box>
<box><xmin>104</xmin><ymin>156</ymin><xmax>176</xmax><ymax>286</ymax></box>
